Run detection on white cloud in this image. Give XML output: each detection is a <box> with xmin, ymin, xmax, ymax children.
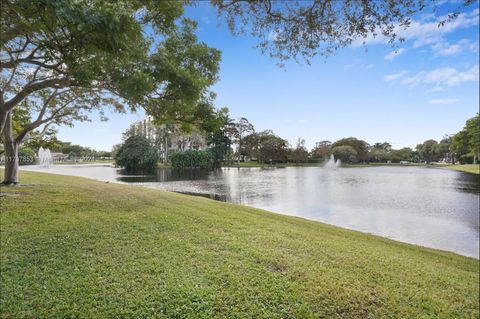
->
<box><xmin>419</xmin><ymin>12</ymin><xmax>436</xmax><ymax>22</ymax></box>
<box><xmin>431</xmin><ymin>41</ymin><xmax>463</xmax><ymax>56</ymax></box>
<box><xmin>384</xmin><ymin>48</ymin><xmax>406</xmax><ymax>60</ymax></box>
<box><xmin>428</xmin><ymin>85</ymin><xmax>445</xmax><ymax>93</ymax></box>
<box><xmin>358</xmin><ymin>9</ymin><xmax>478</xmax><ymax>46</ymax></box>
<box><xmin>399</xmin><ymin>64</ymin><xmax>479</xmax><ymax>87</ymax></box>
<box><xmin>428</xmin><ymin>98</ymin><xmax>460</xmax><ymax>105</ymax></box>
<box><xmin>383</xmin><ymin>70</ymin><xmax>409</xmax><ymax>82</ymax></box>
<box><xmin>353</xmin><ymin>8</ymin><xmax>479</xmax><ymax>56</ymax></box>
<box><xmin>431</xmin><ymin>39</ymin><xmax>477</xmax><ymax>56</ymax></box>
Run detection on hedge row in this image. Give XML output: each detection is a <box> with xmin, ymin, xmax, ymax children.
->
<box><xmin>169</xmin><ymin>150</ymin><xmax>213</xmax><ymax>169</ymax></box>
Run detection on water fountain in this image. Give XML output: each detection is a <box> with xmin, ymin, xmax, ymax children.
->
<box><xmin>38</xmin><ymin>147</ymin><xmax>53</xmax><ymax>167</ymax></box>
<box><xmin>324</xmin><ymin>154</ymin><xmax>341</xmax><ymax>169</ymax></box>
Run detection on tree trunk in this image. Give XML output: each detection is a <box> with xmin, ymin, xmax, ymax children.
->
<box><xmin>0</xmin><ymin>107</ymin><xmax>7</xmax><ymax>136</ymax></box>
<box><xmin>2</xmin><ymin>112</ymin><xmax>19</xmax><ymax>185</ymax></box>
<box><xmin>237</xmin><ymin>138</ymin><xmax>241</xmax><ymax>166</ymax></box>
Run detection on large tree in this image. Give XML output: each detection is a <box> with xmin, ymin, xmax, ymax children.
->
<box><xmin>389</xmin><ymin>147</ymin><xmax>414</xmax><ymax>163</ymax></box>
<box><xmin>450</xmin><ymin>114</ymin><xmax>480</xmax><ymax>164</ymax></box>
<box><xmin>115</xmin><ymin>135</ymin><xmax>159</xmax><ymax>171</ymax></box>
<box><xmin>331</xmin><ymin>145</ymin><xmax>357</xmax><ymax>163</ymax></box>
<box><xmin>256</xmin><ymin>130</ymin><xmax>288</xmax><ymax>163</ymax></box>
<box><xmin>464</xmin><ymin>114</ymin><xmax>480</xmax><ymax>163</ymax></box>
<box><xmin>1</xmin><ymin>0</ymin><xmax>220</xmax><ymax>184</ymax></box>
<box><xmin>416</xmin><ymin>139</ymin><xmax>438</xmax><ymax>164</ymax></box>
<box><xmin>290</xmin><ymin>137</ymin><xmax>309</xmax><ymax>164</ymax></box>
<box><xmin>232</xmin><ymin>117</ymin><xmax>254</xmax><ymax>165</ymax></box>
<box><xmin>434</xmin><ymin>136</ymin><xmax>453</xmax><ymax>163</ymax></box>
<box><xmin>310</xmin><ymin>140</ymin><xmax>332</xmax><ymax>162</ymax></box>
<box><xmin>368</xmin><ymin>142</ymin><xmax>393</xmax><ymax>162</ymax></box>
<box><xmin>332</xmin><ymin>137</ymin><xmax>369</xmax><ymax>162</ymax></box>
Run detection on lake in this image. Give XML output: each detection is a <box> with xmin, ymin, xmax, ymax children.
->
<box><xmin>22</xmin><ymin>165</ymin><xmax>479</xmax><ymax>258</ymax></box>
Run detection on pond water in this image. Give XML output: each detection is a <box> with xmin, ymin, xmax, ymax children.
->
<box><xmin>22</xmin><ymin>164</ymin><xmax>479</xmax><ymax>258</ymax></box>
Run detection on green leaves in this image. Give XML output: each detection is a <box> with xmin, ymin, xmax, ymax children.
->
<box><xmin>2</xmin><ymin>0</ymin><xmax>220</xmax><ymax>122</ymax></box>
<box><xmin>115</xmin><ymin>135</ymin><xmax>159</xmax><ymax>170</ymax></box>
<box><xmin>2</xmin><ymin>0</ymin><xmax>222</xmax><ymax>184</ymax></box>
<box><xmin>331</xmin><ymin>145</ymin><xmax>358</xmax><ymax>163</ymax></box>
<box><xmin>146</xmin><ymin>19</ymin><xmax>221</xmax><ymax>124</ymax></box>
<box><xmin>450</xmin><ymin>114</ymin><xmax>480</xmax><ymax>163</ymax></box>
<box><xmin>169</xmin><ymin>150</ymin><xmax>213</xmax><ymax>169</ymax></box>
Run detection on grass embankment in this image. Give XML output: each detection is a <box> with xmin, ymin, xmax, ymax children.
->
<box><xmin>225</xmin><ymin>161</ymin><xmax>325</xmax><ymax>168</ymax></box>
<box><xmin>342</xmin><ymin>163</ymin><xmax>425</xmax><ymax>168</ymax></box>
<box><xmin>1</xmin><ymin>171</ymin><xmax>478</xmax><ymax>318</ymax></box>
<box><xmin>54</xmin><ymin>160</ymin><xmax>114</xmax><ymax>165</ymax></box>
<box><xmin>445</xmin><ymin>164</ymin><xmax>480</xmax><ymax>175</ymax></box>
<box><xmin>225</xmin><ymin>161</ymin><xmax>427</xmax><ymax>168</ymax></box>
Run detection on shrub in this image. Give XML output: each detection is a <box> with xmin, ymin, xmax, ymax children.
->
<box><xmin>459</xmin><ymin>154</ymin><xmax>474</xmax><ymax>164</ymax></box>
<box><xmin>170</xmin><ymin>150</ymin><xmax>213</xmax><ymax>169</ymax></box>
<box><xmin>115</xmin><ymin>135</ymin><xmax>159</xmax><ymax>170</ymax></box>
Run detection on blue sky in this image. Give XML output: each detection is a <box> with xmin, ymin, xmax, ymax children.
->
<box><xmin>57</xmin><ymin>2</ymin><xmax>479</xmax><ymax>151</ymax></box>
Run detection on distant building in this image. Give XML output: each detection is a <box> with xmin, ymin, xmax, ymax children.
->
<box><xmin>51</xmin><ymin>153</ymin><xmax>69</xmax><ymax>162</ymax></box>
<box><xmin>127</xmin><ymin>116</ymin><xmax>207</xmax><ymax>162</ymax></box>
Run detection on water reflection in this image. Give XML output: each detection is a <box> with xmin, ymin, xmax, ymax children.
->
<box><xmin>22</xmin><ymin>165</ymin><xmax>479</xmax><ymax>258</ymax></box>
<box><xmin>117</xmin><ymin>168</ymin><xmax>212</xmax><ymax>183</ymax></box>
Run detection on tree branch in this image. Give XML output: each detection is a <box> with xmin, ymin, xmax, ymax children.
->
<box><xmin>14</xmin><ymin>92</ymin><xmax>77</xmax><ymax>143</ymax></box>
<box><xmin>3</xmin><ymin>78</ymin><xmax>72</xmax><ymax>113</ymax></box>
<box><xmin>1</xmin><ymin>57</ymin><xmax>63</xmax><ymax>70</ymax></box>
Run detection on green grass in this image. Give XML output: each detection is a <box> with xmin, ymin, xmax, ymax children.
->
<box><xmin>445</xmin><ymin>164</ymin><xmax>480</xmax><ymax>175</ymax></box>
<box><xmin>343</xmin><ymin>163</ymin><xmax>426</xmax><ymax>168</ymax></box>
<box><xmin>225</xmin><ymin>161</ymin><xmax>323</xmax><ymax>168</ymax></box>
<box><xmin>53</xmin><ymin>160</ymin><xmax>114</xmax><ymax>165</ymax></box>
<box><xmin>1</xmin><ymin>171</ymin><xmax>478</xmax><ymax>318</ymax></box>
<box><xmin>226</xmin><ymin>161</ymin><xmax>427</xmax><ymax>168</ymax></box>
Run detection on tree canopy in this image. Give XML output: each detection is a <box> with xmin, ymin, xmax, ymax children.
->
<box><xmin>114</xmin><ymin>135</ymin><xmax>159</xmax><ymax>171</ymax></box>
<box><xmin>450</xmin><ymin>114</ymin><xmax>479</xmax><ymax>163</ymax></box>
<box><xmin>1</xmin><ymin>0</ymin><xmax>221</xmax><ymax>183</ymax></box>
<box><xmin>331</xmin><ymin>137</ymin><xmax>369</xmax><ymax>162</ymax></box>
<box><xmin>331</xmin><ymin>145</ymin><xmax>358</xmax><ymax>163</ymax></box>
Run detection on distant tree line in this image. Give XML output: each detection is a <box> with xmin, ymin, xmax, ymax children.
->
<box><xmin>13</xmin><ymin>112</ymin><xmax>475</xmax><ymax>170</ymax></box>
<box><xmin>114</xmin><ymin>113</ymin><xmax>478</xmax><ymax>170</ymax></box>
<box><xmin>226</xmin><ymin>114</ymin><xmax>478</xmax><ymax>165</ymax></box>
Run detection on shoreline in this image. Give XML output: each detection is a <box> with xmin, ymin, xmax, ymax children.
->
<box><xmin>13</xmin><ymin>167</ymin><xmax>479</xmax><ymax>259</ymax></box>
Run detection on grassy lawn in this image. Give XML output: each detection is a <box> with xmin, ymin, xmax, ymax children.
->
<box><xmin>225</xmin><ymin>161</ymin><xmax>428</xmax><ymax>168</ymax></box>
<box><xmin>53</xmin><ymin>160</ymin><xmax>114</xmax><ymax>165</ymax></box>
<box><xmin>445</xmin><ymin>164</ymin><xmax>480</xmax><ymax>175</ymax></box>
<box><xmin>342</xmin><ymin>163</ymin><xmax>426</xmax><ymax>168</ymax></box>
<box><xmin>225</xmin><ymin>161</ymin><xmax>323</xmax><ymax>168</ymax></box>
<box><xmin>1</xmin><ymin>171</ymin><xmax>478</xmax><ymax>318</ymax></box>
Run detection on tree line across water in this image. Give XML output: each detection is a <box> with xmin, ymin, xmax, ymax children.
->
<box><xmin>7</xmin><ymin>112</ymin><xmax>478</xmax><ymax>170</ymax></box>
<box><xmin>113</xmin><ymin>114</ymin><xmax>479</xmax><ymax>170</ymax></box>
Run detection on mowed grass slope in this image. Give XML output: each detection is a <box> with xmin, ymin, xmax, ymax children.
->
<box><xmin>446</xmin><ymin>164</ymin><xmax>480</xmax><ymax>175</ymax></box>
<box><xmin>0</xmin><ymin>171</ymin><xmax>478</xmax><ymax>318</ymax></box>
